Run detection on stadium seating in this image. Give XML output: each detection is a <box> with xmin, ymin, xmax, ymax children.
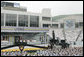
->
<box><xmin>47</xmin><ymin>28</ymin><xmax>83</xmax><ymax>47</ymax></box>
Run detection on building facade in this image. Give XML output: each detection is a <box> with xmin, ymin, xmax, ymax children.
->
<box><xmin>1</xmin><ymin>2</ymin><xmax>83</xmax><ymax>50</ymax></box>
<box><xmin>1</xmin><ymin>2</ymin><xmax>52</xmax><ymax>48</ymax></box>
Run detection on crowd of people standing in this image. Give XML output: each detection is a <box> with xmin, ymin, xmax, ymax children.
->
<box><xmin>1</xmin><ymin>47</ymin><xmax>83</xmax><ymax>56</ymax></box>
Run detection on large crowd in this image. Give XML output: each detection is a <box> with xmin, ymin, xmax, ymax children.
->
<box><xmin>1</xmin><ymin>47</ymin><xmax>83</xmax><ymax>56</ymax></box>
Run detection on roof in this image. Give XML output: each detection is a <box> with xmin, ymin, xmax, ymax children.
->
<box><xmin>52</xmin><ymin>14</ymin><xmax>83</xmax><ymax>22</ymax></box>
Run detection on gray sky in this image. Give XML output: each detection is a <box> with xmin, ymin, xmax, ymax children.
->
<box><xmin>4</xmin><ymin>1</ymin><xmax>83</xmax><ymax>16</ymax></box>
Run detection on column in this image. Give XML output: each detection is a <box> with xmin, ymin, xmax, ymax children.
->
<box><xmin>17</xmin><ymin>14</ymin><xmax>18</xmax><ymax>27</ymax></box>
<box><xmin>59</xmin><ymin>23</ymin><xmax>60</xmax><ymax>28</ymax></box>
<box><xmin>28</xmin><ymin>15</ymin><xmax>30</xmax><ymax>27</ymax></box>
<box><xmin>4</xmin><ymin>13</ymin><xmax>6</xmax><ymax>26</ymax></box>
<box><xmin>51</xmin><ymin>17</ymin><xmax>52</xmax><ymax>27</ymax></box>
<box><xmin>44</xmin><ymin>32</ymin><xmax>47</xmax><ymax>44</ymax></box>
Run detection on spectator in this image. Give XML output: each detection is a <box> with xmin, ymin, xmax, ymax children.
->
<box><xmin>1</xmin><ymin>47</ymin><xmax>83</xmax><ymax>56</ymax></box>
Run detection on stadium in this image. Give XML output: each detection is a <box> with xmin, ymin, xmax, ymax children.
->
<box><xmin>1</xmin><ymin>2</ymin><xmax>83</xmax><ymax>56</ymax></box>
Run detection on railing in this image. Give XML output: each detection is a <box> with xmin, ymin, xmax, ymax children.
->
<box><xmin>1</xmin><ymin>26</ymin><xmax>49</xmax><ymax>32</ymax></box>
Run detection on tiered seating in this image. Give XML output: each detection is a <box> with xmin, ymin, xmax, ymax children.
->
<box><xmin>65</xmin><ymin>29</ymin><xmax>83</xmax><ymax>42</ymax></box>
<box><xmin>47</xmin><ymin>28</ymin><xmax>64</xmax><ymax>40</ymax></box>
<box><xmin>47</xmin><ymin>28</ymin><xmax>83</xmax><ymax>43</ymax></box>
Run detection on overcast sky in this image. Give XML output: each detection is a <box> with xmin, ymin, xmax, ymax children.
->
<box><xmin>4</xmin><ymin>1</ymin><xmax>83</xmax><ymax>16</ymax></box>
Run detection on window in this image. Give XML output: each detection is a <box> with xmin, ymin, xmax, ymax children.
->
<box><xmin>60</xmin><ymin>23</ymin><xmax>64</xmax><ymax>28</ymax></box>
<box><xmin>79</xmin><ymin>22</ymin><xmax>83</xmax><ymax>27</ymax></box>
<box><xmin>18</xmin><ymin>15</ymin><xmax>28</xmax><ymax>27</ymax></box>
<box><xmin>30</xmin><ymin>16</ymin><xmax>39</xmax><ymax>27</ymax></box>
<box><xmin>43</xmin><ymin>24</ymin><xmax>51</xmax><ymax>27</ymax></box>
<box><xmin>1</xmin><ymin>2</ymin><xmax>14</xmax><ymax>7</ymax></box>
<box><xmin>6</xmin><ymin>14</ymin><xmax>17</xmax><ymax>26</ymax></box>
<box><xmin>42</xmin><ymin>17</ymin><xmax>51</xmax><ymax>21</ymax></box>
<box><xmin>75</xmin><ymin>22</ymin><xmax>79</xmax><ymax>28</ymax></box>
<box><xmin>1</xmin><ymin>35</ymin><xmax>9</xmax><ymax>41</ymax></box>
<box><xmin>52</xmin><ymin>24</ymin><xmax>58</xmax><ymax>28</ymax></box>
<box><xmin>1</xmin><ymin>2</ymin><xmax>6</xmax><ymax>7</ymax></box>
<box><xmin>75</xmin><ymin>22</ymin><xmax>83</xmax><ymax>28</ymax></box>
<box><xmin>1</xmin><ymin>13</ymin><xmax>4</xmax><ymax>26</ymax></box>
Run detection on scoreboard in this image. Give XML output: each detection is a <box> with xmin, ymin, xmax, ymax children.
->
<box><xmin>64</xmin><ymin>19</ymin><xmax>75</xmax><ymax>30</ymax></box>
<box><xmin>1</xmin><ymin>2</ymin><xmax>20</xmax><ymax>7</ymax></box>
